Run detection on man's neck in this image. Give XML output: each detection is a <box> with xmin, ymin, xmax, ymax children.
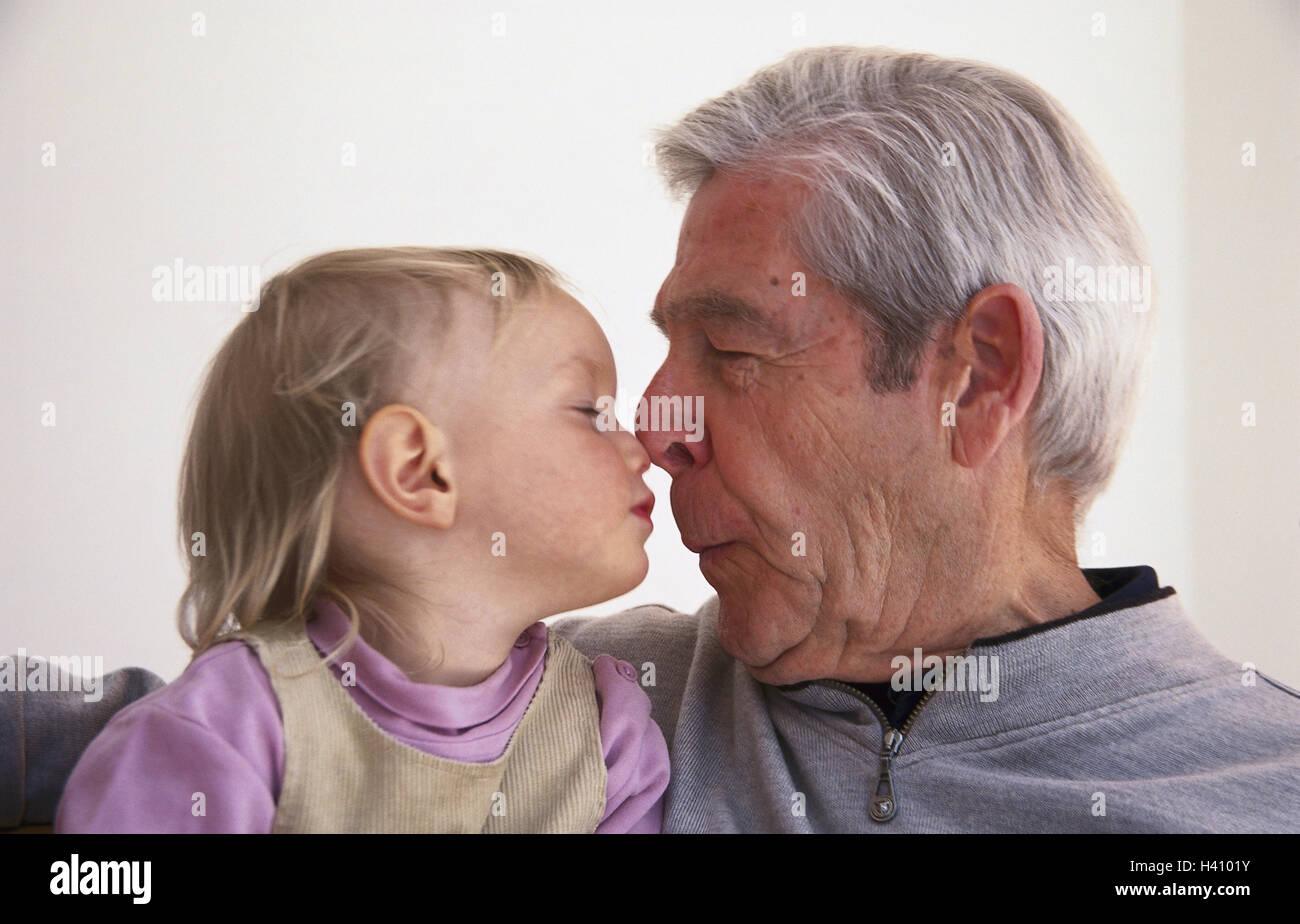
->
<box><xmin>970</xmin><ymin>481</ymin><xmax>1100</xmax><ymax>637</ymax></box>
<box><xmin>814</xmin><ymin>557</ymin><xmax>1101</xmax><ymax>687</ymax></box>
<box><xmin>983</xmin><ymin>556</ymin><xmax>1102</xmax><ymax>638</ymax></box>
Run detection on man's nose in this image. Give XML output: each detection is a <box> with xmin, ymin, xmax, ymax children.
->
<box><xmin>635</xmin><ymin>365</ymin><xmax>712</xmax><ymax>476</ymax></box>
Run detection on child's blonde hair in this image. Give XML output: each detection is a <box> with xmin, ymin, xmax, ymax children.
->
<box><xmin>176</xmin><ymin>246</ymin><xmax>566</xmax><ymax>672</ymax></box>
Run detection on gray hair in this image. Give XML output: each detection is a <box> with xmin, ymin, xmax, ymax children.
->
<box><xmin>654</xmin><ymin>46</ymin><xmax>1156</xmax><ymax>522</ymax></box>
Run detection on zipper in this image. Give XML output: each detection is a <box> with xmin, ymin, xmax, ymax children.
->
<box><xmin>816</xmin><ymin>678</ymin><xmax>936</xmax><ymax>824</ymax></box>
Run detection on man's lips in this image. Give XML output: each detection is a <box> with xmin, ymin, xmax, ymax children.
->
<box><xmin>683</xmin><ymin>539</ymin><xmax>736</xmax><ymax>555</ymax></box>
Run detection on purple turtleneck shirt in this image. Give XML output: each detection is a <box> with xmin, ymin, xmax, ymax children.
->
<box><xmin>54</xmin><ymin>597</ymin><xmax>669</xmax><ymax>833</ymax></box>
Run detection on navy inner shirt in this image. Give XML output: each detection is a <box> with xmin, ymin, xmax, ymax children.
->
<box><xmin>846</xmin><ymin>565</ymin><xmax>1176</xmax><ymax>730</ymax></box>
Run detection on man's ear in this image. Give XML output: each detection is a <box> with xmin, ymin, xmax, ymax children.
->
<box><xmin>943</xmin><ymin>283</ymin><xmax>1044</xmax><ymax>470</ymax></box>
<box><xmin>355</xmin><ymin>404</ymin><xmax>457</xmax><ymax>530</ymax></box>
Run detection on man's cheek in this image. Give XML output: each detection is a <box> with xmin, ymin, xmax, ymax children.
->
<box><xmin>720</xmin><ymin>356</ymin><xmax>759</xmax><ymax>392</ymax></box>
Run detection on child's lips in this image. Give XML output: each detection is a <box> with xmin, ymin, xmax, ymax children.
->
<box><xmin>631</xmin><ymin>494</ymin><xmax>655</xmax><ymax>520</ymax></box>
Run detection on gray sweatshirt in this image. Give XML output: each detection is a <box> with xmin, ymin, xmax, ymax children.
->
<box><xmin>552</xmin><ymin>575</ymin><xmax>1300</xmax><ymax>833</ymax></box>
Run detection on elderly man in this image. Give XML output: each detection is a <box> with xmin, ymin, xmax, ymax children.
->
<box><xmin>552</xmin><ymin>45</ymin><xmax>1300</xmax><ymax>833</ymax></box>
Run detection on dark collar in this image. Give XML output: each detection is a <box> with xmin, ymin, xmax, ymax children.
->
<box><xmin>969</xmin><ymin>564</ymin><xmax>1175</xmax><ymax>648</ymax></box>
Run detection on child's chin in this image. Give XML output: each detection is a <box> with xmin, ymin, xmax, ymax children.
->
<box><xmin>588</xmin><ymin>552</ymin><xmax>650</xmax><ymax>605</ymax></box>
<box><xmin>622</xmin><ymin>550</ymin><xmax>651</xmax><ymax>589</ymax></box>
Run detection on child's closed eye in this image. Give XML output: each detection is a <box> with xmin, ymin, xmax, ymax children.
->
<box><xmin>575</xmin><ymin>406</ymin><xmax>606</xmax><ymax>428</ymax></box>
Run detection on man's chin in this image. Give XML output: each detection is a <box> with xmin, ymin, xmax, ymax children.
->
<box><xmin>713</xmin><ymin>590</ymin><xmax>818</xmax><ymax>685</ymax></box>
<box><xmin>741</xmin><ymin>658</ymin><xmax>817</xmax><ymax>687</ymax></box>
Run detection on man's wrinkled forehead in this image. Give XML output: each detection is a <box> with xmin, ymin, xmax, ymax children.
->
<box><xmin>677</xmin><ymin>168</ymin><xmax>806</xmax><ymax>254</ymax></box>
<box><xmin>656</xmin><ymin>170</ymin><xmax>812</xmax><ymax>347</ymax></box>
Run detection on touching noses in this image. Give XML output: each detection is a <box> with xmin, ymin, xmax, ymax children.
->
<box><xmin>623</xmin><ymin>428</ymin><xmax>652</xmax><ymax>478</ymax></box>
<box><xmin>635</xmin><ymin>362</ymin><xmax>712</xmax><ymax>477</ymax></box>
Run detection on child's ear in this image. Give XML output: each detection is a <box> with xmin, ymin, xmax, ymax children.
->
<box><xmin>356</xmin><ymin>405</ymin><xmax>457</xmax><ymax>530</ymax></box>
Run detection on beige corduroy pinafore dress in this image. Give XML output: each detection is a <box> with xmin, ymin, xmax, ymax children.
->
<box><xmin>228</xmin><ymin>617</ymin><xmax>607</xmax><ymax>833</ymax></box>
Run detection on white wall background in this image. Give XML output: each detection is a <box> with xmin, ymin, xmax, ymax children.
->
<box><xmin>1</xmin><ymin>0</ymin><xmax>1295</xmax><ymax>685</ymax></box>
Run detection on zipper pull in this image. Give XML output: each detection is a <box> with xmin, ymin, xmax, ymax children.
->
<box><xmin>869</xmin><ymin>729</ymin><xmax>905</xmax><ymax>823</ymax></box>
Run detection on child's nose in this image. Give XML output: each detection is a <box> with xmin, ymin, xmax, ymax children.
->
<box><xmin>619</xmin><ymin>428</ymin><xmax>651</xmax><ymax>475</ymax></box>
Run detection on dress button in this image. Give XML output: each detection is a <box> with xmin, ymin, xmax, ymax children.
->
<box><xmin>617</xmin><ymin>661</ymin><xmax>638</xmax><ymax>682</ymax></box>
<box><xmin>513</xmin><ymin>632</ymin><xmax>530</xmax><ymax>649</ymax></box>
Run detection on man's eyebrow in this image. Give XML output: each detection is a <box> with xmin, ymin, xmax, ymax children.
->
<box><xmin>649</xmin><ymin>290</ymin><xmax>778</xmax><ymax>340</ymax></box>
